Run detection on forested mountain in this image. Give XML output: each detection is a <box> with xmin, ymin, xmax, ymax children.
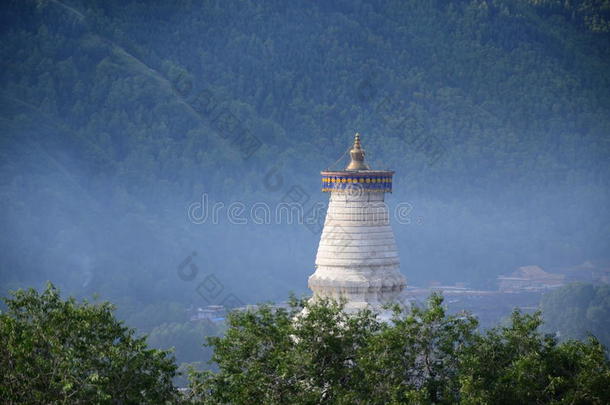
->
<box><xmin>1</xmin><ymin>0</ymin><xmax>609</xmax><ymax>332</ymax></box>
<box><xmin>542</xmin><ymin>283</ymin><xmax>610</xmax><ymax>348</ymax></box>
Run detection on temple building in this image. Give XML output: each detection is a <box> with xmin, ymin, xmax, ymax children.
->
<box><xmin>307</xmin><ymin>133</ymin><xmax>407</xmax><ymax>319</ymax></box>
<box><xmin>497</xmin><ymin>265</ymin><xmax>565</xmax><ymax>293</ymax></box>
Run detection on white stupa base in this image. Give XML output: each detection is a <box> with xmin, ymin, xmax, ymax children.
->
<box><xmin>308</xmin><ymin>190</ymin><xmax>408</xmax><ymax>319</ymax></box>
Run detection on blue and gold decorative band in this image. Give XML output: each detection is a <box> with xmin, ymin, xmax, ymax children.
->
<box><xmin>320</xmin><ymin>171</ymin><xmax>393</xmax><ymax>193</ymax></box>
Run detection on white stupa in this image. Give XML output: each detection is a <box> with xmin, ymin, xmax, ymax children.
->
<box><xmin>307</xmin><ymin>133</ymin><xmax>407</xmax><ymax>319</ymax></box>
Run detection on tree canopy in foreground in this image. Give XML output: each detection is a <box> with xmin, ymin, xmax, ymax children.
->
<box><xmin>0</xmin><ymin>283</ymin><xmax>178</xmax><ymax>404</ymax></box>
<box><xmin>188</xmin><ymin>295</ymin><xmax>610</xmax><ymax>405</ymax></box>
<box><xmin>1</xmin><ymin>285</ymin><xmax>609</xmax><ymax>404</ymax></box>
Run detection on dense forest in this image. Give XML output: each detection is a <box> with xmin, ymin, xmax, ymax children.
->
<box><xmin>541</xmin><ymin>283</ymin><xmax>610</xmax><ymax>348</ymax></box>
<box><xmin>1</xmin><ymin>0</ymin><xmax>610</xmax><ymax>378</ymax></box>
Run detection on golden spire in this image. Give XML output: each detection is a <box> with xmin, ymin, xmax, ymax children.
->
<box><xmin>346</xmin><ymin>132</ymin><xmax>370</xmax><ymax>170</ymax></box>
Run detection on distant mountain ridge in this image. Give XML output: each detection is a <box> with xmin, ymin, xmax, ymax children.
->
<box><xmin>1</xmin><ymin>0</ymin><xmax>609</xmax><ymax>308</ymax></box>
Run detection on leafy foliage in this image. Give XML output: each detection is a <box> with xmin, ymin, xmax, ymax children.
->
<box><xmin>459</xmin><ymin>309</ymin><xmax>610</xmax><ymax>404</ymax></box>
<box><xmin>187</xmin><ymin>294</ymin><xmax>610</xmax><ymax>404</ymax></box>
<box><xmin>0</xmin><ymin>283</ymin><xmax>179</xmax><ymax>404</ymax></box>
<box><xmin>1</xmin><ymin>0</ymin><xmax>610</xmax><ymax>375</ymax></box>
<box><xmin>1</xmin><ymin>285</ymin><xmax>608</xmax><ymax>404</ymax></box>
<box><xmin>355</xmin><ymin>295</ymin><xmax>477</xmax><ymax>404</ymax></box>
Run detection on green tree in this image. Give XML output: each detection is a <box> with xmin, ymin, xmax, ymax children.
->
<box><xmin>458</xmin><ymin>310</ymin><xmax>610</xmax><ymax>404</ymax></box>
<box><xmin>0</xmin><ymin>283</ymin><xmax>179</xmax><ymax>404</ymax></box>
<box><xmin>187</xmin><ymin>295</ymin><xmax>478</xmax><ymax>404</ymax></box>
<box><xmin>187</xmin><ymin>295</ymin><xmax>610</xmax><ymax>405</ymax></box>
<box><xmin>356</xmin><ymin>294</ymin><xmax>478</xmax><ymax>404</ymax></box>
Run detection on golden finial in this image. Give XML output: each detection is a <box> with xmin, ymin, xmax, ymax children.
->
<box><xmin>346</xmin><ymin>132</ymin><xmax>370</xmax><ymax>170</ymax></box>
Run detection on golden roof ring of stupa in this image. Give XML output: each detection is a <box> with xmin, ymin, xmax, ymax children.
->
<box><xmin>320</xmin><ymin>133</ymin><xmax>394</xmax><ymax>193</ymax></box>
